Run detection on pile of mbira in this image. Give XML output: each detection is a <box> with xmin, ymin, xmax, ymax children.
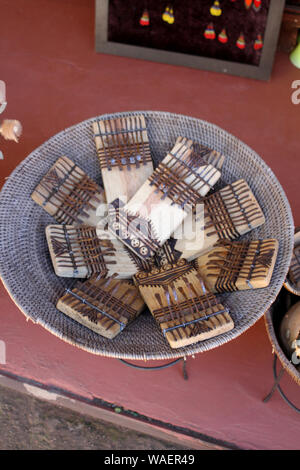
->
<box><xmin>31</xmin><ymin>114</ymin><xmax>278</xmax><ymax>349</ymax></box>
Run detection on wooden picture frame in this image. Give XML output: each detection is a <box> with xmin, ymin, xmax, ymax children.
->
<box><xmin>95</xmin><ymin>0</ymin><xmax>285</xmax><ymax>81</ymax></box>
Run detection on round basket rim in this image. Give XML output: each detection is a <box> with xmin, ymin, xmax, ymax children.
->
<box><xmin>0</xmin><ymin>110</ymin><xmax>295</xmax><ymax>360</ymax></box>
<box><xmin>264</xmin><ymin>308</ymin><xmax>300</xmax><ymax>386</ymax></box>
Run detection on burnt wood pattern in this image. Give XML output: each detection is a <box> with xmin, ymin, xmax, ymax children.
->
<box><xmin>153</xmin><ymin>238</ymin><xmax>183</xmax><ymax>267</ymax></box>
<box><xmin>93</xmin><ymin>114</ymin><xmax>154</xmax><ymax>203</ymax></box>
<box><xmin>192</xmin><ymin>142</ymin><xmax>225</xmax><ymax>171</ymax></box>
<box><xmin>134</xmin><ymin>259</ymin><xmax>234</xmax><ymax>349</ymax></box>
<box><xmin>195</xmin><ymin>238</ymin><xmax>279</xmax><ymax>293</ymax></box>
<box><xmin>108</xmin><ymin>137</ymin><xmax>221</xmax><ymax>261</ymax></box>
<box><xmin>108</xmin><ymin>198</ymin><xmax>162</xmax><ymax>260</ymax></box>
<box><xmin>46</xmin><ymin>224</ymin><xmax>141</xmax><ymax>279</ymax></box>
<box><xmin>31</xmin><ymin>156</ymin><xmax>105</xmax><ymax>226</ymax></box>
<box><xmin>289</xmin><ymin>245</ymin><xmax>300</xmax><ymax>288</ymax></box>
<box><xmin>172</xmin><ymin>178</ymin><xmax>266</xmax><ymax>261</ymax></box>
<box><xmin>56</xmin><ymin>274</ymin><xmax>145</xmax><ymax>338</ymax></box>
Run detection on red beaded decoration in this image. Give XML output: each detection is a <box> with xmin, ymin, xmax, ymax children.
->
<box><xmin>140</xmin><ymin>9</ymin><xmax>150</xmax><ymax>26</ymax></box>
<box><xmin>236</xmin><ymin>33</ymin><xmax>246</xmax><ymax>50</ymax></box>
<box><xmin>253</xmin><ymin>0</ymin><xmax>262</xmax><ymax>12</ymax></box>
<box><xmin>254</xmin><ymin>34</ymin><xmax>263</xmax><ymax>50</ymax></box>
<box><xmin>204</xmin><ymin>23</ymin><xmax>216</xmax><ymax>40</ymax></box>
<box><xmin>218</xmin><ymin>28</ymin><xmax>228</xmax><ymax>44</ymax></box>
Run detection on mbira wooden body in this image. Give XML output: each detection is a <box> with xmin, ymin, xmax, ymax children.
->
<box><xmin>134</xmin><ymin>259</ymin><xmax>234</xmax><ymax>349</ymax></box>
<box><xmin>93</xmin><ymin>114</ymin><xmax>154</xmax><ymax>203</ymax></box>
<box><xmin>192</xmin><ymin>141</ymin><xmax>225</xmax><ymax>171</ymax></box>
<box><xmin>195</xmin><ymin>238</ymin><xmax>279</xmax><ymax>293</ymax></box>
<box><xmin>46</xmin><ymin>224</ymin><xmax>142</xmax><ymax>279</ymax></box>
<box><xmin>172</xmin><ymin>178</ymin><xmax>265</xmax><ymax>261</ymax></box>
<box><xmin>108</xmin><ymin>137</ymin><xmax>221</xmax><ymax>261</ymax></box>
<box><xmin>31</xmin><ymin>156</ymin><xmax>105</xmax><ymax>226</ymax></box>
<box><xmin>289</xmin><ymin>245</ymin><xmax>300</xmax><ymax>289</ymax></box>
<box><xmin>57</xmin><ymin>275</ymin><xmax>145</xmax><ymax>339</ymax></box>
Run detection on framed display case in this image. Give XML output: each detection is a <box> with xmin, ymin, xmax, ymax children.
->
<box><xmin>95</xmin><ymin>0</ymin><xmax>285</xmax><ymax>80</ymax></box>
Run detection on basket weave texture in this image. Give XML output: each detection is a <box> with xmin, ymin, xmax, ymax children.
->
<box><xmin>264</xmin><ymin>306</ymin><xmax>300</xmax><ymax>386</ymax></box>
<box><xmin>0</xmin><ymin>111</ymin><xmax>295</xmax><ymax>360</ymax></box>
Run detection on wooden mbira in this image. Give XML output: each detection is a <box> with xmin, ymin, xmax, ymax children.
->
<box><xmin>57</xmin><ymin>274</ymin><xmax>145</xmax><ymax>339</ymax></box>
<box><xmin>192</xmin><ymin>141</ymin><xmax>226</xmax><ymax>171</ymax></box>
<box><xmin>134</xmin><ymin>259</ymin><xmax>234</xmax><ymax>349</ymax></box>
<box><xmin>171</xmin><ymin>178</ymin><xmax>266</xmax><ymax>261</ymax></box>
<box><xmin>279</xmin><ymin>302</ymin><xmax>300</xmax><ymax>366</ymax></box>
<box><xmin>195</xmin><ymin>238</ymin><xmax>279</xmax><ymax>293</ymax></box>
<box><xmin>108</xmin><ymin>137</ymin><xmax>221</xmax><ymax>261</ymax></box>
<box><xmin>31</xmin><ymin>156</ymin><xmax>106</xmax><ymax>226</ymax></box>
<box><xmin>289</xmin><ymin>245</ymin><xmax>300</xmax><ymax>289</ymax></box>
<box><xmin>92</xmin><ymin>114</ymin><xmax>154</xmax><ymax>203</ymax></box>
<box><xmin>46</xmin><ymin>224</ymin><xmax>145</xmax><ymax>279</ymax></box>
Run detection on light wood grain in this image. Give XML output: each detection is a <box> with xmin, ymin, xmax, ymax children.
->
<box><xmin>46</xmin><ymin>224</ymin><xmax>142</xmax><ymax>279</ymax></box>
<box><xmin>173</xmin><ymin>178</ymin><xmax>265</xmax><ymax>261</ymax></box>
<box><xmin>134</xmin><ymin>260</ymin><xmax>233</xmax><ymax>349</ymax></box>
<box><xmin>31</xmin><ymin>156</ymin><xmax>106</xmax><ymax>226</ymax></box>
<box><xmin>195</xmin><ymin>239</ymin><xmax>279</xmax><ymax>293</ymax></box>
<box><xmin>57</xmin><ymin>276</ymin><xmax>145</xmax><ymax>339</ymax></box>
<box><xmin>93</xmin><ymin>115</ymin><xmax>154</xmax><ymax>203</ymax></box>
<box><xmin>109</xmin><ymin>137</ymin><xmax>221</xmax><ymax>261</ymax></box>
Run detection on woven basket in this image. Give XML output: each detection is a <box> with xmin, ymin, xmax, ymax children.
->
<box><xmin>283</xmin><ymin>228</ymin><xmax>300</xmax><ymax>296</ymax></box>
<box><xmin>0</xmin><ymin>111</ymin><xmax>295</xmax><ymax>360</ymax></box>
<box><xmin>264</xmin><ymin>290</ymin><xmax>300</xmax><ymax>387</ymax></box>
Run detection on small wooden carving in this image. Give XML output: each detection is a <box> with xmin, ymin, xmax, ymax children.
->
<box><xmin>57</xmin><ymin>274</ymin><xmax>145</xmax><ymax>339</ymax></box>
<box><xmin>93</xmin><ymin>114</ymin><xmax>154</xmax><ymax>203</ymax></box>
<box><xmin>134</xmin><ymin>259</ymin><xmax>234</xmax><ymax>349</ymax></box>
<box><xmin>172</xmin><ymin>178</ymin><xmax>265</xmax><ymax>261</ymax></box>
<box><xmin>108</xmin><ymin>137</ymin><xmax>221</xmax><ymax>261</ymax></box>
<box><xmin>195</xmin><ymin>238</ymin><xmax>279</xmax><ymax>293</ymax></box>
<box><xmin>31</xmin><ymin>156</ymin><xmax>105</xmax><ymax>226</ymax></box>
<box><xmin>46</xmin><ymin>224</ymin><xmax>142</xmax><ymax>279</ymax></box>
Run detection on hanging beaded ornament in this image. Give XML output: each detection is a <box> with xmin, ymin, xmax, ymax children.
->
<box><xmin>254</xmin><ymin>34</ymin><xmax>263</xmax><ymax>50</ymax></box>
<box><xmin>162</xmin><ymin>5</ymin><xmax>175</xmax><ymax>24</ymax></box>
<box><xmin>210</xmin><ymin>1</ymin><xmax>222</xmax><ymax>17</ymax></box>
<box><xmin>253</xmin><ymin>0</ymin><xmax>261</xmax><ymax>12</ymax></box>
<box><xmin>204</xmin><ymin>23</ymin><xmax>216</xmax><ymax>40</ymax></box>
<box><xmin>236</xmin><ymin>33</ymin><xmax>246</xmax><ymax>50</ymax></box>
<box><xmin>140</xmin><ymin>9</ymin><xmax>150</xmax><ymax>26</ymax></box>
<box><xmin>218</xmin><ymin>28</ymin><xmax>228</xmax><ymax>44</ymax></box>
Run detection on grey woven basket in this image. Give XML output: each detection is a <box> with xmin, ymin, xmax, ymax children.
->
<box><xmin>264</xmin><ymin>303</ymin><xmax>300</xmax><ymax>387</ymax></box>
<box><xmin>283</xmin><ymin>228</ymin><xmax>300</xmax><ymax>297</ymax></box>
<box><xmin>0</xmin><ymin>111</ymin><xmax>295</xmax><ymax>360</ymax></box>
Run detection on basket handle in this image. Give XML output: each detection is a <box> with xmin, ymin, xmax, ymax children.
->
<box><xmin>283</xmin><ymin>227</ymin><xmax>300</xmax><ymax>296</ymax></box>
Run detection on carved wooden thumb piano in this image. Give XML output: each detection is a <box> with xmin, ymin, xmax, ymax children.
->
<box><xmin>134</xmin><ymin>259</ymin><xmax>234</xmax><ymax>349</ymax></box>
<box><xmin>195</xmin><ymin>239</ymin><xmax>279</xmax><ymax>293</ymax></box>
<box><xmin>108</xmin><ymin>136</ymin><xmax>222</xmax><ymax>261</ymax></box>
<box><xmin>93</xmin><ymin>115</ymin><xmax>154</xmax><ymax>203</ymax></box>
<box><xmin>57</xmin><ymin>274</ymin><xmax>145</xmax><ymax>339</ymax></box>
<box><xmin>31</xmin><ymin>156</ymin><xmax>106</xmax><ymax>226</ymax></box>
<box><xmin>46</xmin><ymin>224</ymin><xmax>144</xmax><ymax>279</ymax></box>
<box><xmin>171</xmin><ymin>178</ymin><xmax>266</xmax><ymax>261</ymax></box>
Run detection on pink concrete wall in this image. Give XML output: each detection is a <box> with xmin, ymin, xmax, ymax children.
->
<box><xmin>0</xmin><ymin>0</ymin><xmax>299</xmax><ymax>450</ymax></box>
